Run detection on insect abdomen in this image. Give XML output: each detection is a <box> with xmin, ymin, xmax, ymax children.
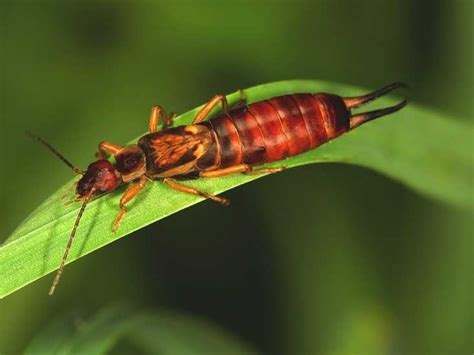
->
<box><xmin>198</xmin><ymin>93</ymin><xmax>350</xmax><ymax>168</ymax></box>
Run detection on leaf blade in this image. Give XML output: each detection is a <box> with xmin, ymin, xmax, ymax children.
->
<box><xmin>25</xmin><ymin>306</ymin><xmax>260</xmax><ymax>355</ymax></box>
<box><xmin>1</xmin><ymin>80</ymin><xmax>472</xmax><ymax>298</ymax></box>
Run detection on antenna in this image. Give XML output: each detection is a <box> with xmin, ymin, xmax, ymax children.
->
<box><xmin>49</xmin><ymin>188</ymin><xmax>95</xmax><ymax>295</ymax></box>
<box><xmin>27</xmin><ymin>132</ymin><xmax>84</xmax><ymax>175</ymax></box>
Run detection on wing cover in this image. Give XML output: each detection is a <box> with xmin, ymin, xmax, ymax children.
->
<box><xmin>138</xmin><ymin>125</ymin><xmax>213</xmax><ymax>177</ymax></box>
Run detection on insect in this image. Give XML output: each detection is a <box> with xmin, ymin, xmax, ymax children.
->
<box><xmin>31</xmin><ymin>82</ymin><xmax>407</xmax><ymax>295</ymax></box>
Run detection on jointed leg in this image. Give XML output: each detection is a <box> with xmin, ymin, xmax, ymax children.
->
<box><xmin>97</xmin><ymin>141</ymin><xmax>123</xmax><ymax>159</ymax></box>
<box><xmin>192</xmin><ymin>89</ymin><xmax>247</xmax><ymax>124</ymax></box>
<box><xmin>246</xmin><ymin>166</ymin><xmax>285</xmax><ymax>175</ymax></box>
<box><xmin>163</xmin><ymin>178</ymin><xmax>229</xmax><ymax>205</ymax></box>
<box><xmin>232</xmin><ymin>89</ymin><xmax>247</xmax><ymax>109</ymax></box>
<box><xmin>61</xmin><ymin>181</ymin><xmax>80</xmax><ymax>204</ymax></box>
<box><xmin>113</xmin><ymin>176</ymin><xmax>148</xmax><ymax>232</ymax></box>
<box><xmin>200</xmin><ymin>164</ymin><xmax>284</xmax><ymax>178</ymax></box>
<box><xmin>192</xmin><ymin>95</ymin><xmax>229</xmax><ymax>124</ymax></box>
<box><xmin>167</xmin><ymin>112</ymin><xmax>177</xmax><ymax>126</ymax></box>
<box><xmin>149</xmin><ymin>105</ymin><xmax>176</xmax><ymax>133</ymax></box>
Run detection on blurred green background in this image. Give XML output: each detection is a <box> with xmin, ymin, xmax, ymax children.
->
<box><xmin>1</xmin><ymin>0</ymin><xmax>472</xmax><ymax>354</ymax></box>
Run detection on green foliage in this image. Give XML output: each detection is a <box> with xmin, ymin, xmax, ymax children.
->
<box><xmin>0</xmin><ymin>80</ymin><xmax>472</xmax><ymax>299</ymax></box>
<box><xmin>25</xmin><ymin>306</ymin><xmax>259</xmax><ymax>355</ymax></box>
<box><xmin>1</xmin><ymin>1</ymin><xmax>472</xmax><ymax>353</ymax></box>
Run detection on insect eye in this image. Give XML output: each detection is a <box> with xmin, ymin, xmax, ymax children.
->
<box><xmin>77</xmin><ymin>181</ymin><xmax>90</xmax><ymax>196</ymax></box>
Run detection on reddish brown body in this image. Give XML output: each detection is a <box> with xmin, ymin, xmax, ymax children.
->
<box><xmin>198</xmin><ymin>93</ymin><xmax>349</xmax><ymax>168</ymax></box>
<box><xmin>137</xmin><ymin>92</ymin><xmax>360</xmax><ymax>179</ymax></box>
<box><xmin>32</xmin><ymin>83</ymin><xmax>407</xmax><ymax>295</ymax></box>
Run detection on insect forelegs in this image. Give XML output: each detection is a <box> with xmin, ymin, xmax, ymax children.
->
<box><xmin>112</xmin><ymin>176</ymin><xmax>148</xmax><ymax>232</ymax></box>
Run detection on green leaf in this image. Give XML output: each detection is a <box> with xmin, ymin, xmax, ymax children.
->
<box><xmin>24</xmin><ymin>305</ymin><xmax>259</xmax><ymax>355</ymax></box>
<box><xmin>1</xmin><ymin>80</ymin><xmax>472</xmax><ymax>298</ymax></box>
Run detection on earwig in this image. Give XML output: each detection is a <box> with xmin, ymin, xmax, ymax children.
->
<box><xmin>32</xmin><ymin>83</ymin><xmax>407</xmax><ymax>295</ymax></box>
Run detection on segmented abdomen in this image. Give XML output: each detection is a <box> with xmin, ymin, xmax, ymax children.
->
<box><xmin>197</xmin><ymin>93</ymin><xmax>350</xmax><ymax>169</ymax></box>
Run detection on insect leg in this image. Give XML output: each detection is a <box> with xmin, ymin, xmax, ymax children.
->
<box><xmin>60</xmin><ymin>181</ymin><xmax>79</xmax><ymax>203</ymax></box>
<box><xmin>166</xmin><ymin>112</ymin><xmax>177</xmax><ymax>127</ymax></box>
<box><xmin>149</xmin><ymin>105</ymin><xmax>175</xmax><ymax>132</ymax></box>
<box><xmin>97</xmin><ymin>141</ymin><xmax>123</xmax><ymax>159</ymax></box>
<box><xmin>163</xmin><ymin>178</ymin><xmax>230</xmax><ymax>205</ymax></box>
<box><xmin>200</xmin><ymin>164</ymin><xmax>285</xmax><ymax>178</ymax></box>
<box><xmin>192</xmin><ymin>95</ymin><xmax>229</xmax><ymax>124</ymax></box>
<box><xmin>200</xmin><ymin>164</ymin><xmax>249</xmax><ymax>177</ymax></box>
<box><xmin>231</xmin><ymin>89</ymin><xmax>247</xmax><ymax>109</ymax></box>
<box><xmin>245</xmin><ymin>166</ymin><xmax>285</xmax><ymax>175</ymax></box>
<box><xmin>112</xmin><ymin>176</ymin><xmax>148</xmax><ymax>232</ymax></box>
